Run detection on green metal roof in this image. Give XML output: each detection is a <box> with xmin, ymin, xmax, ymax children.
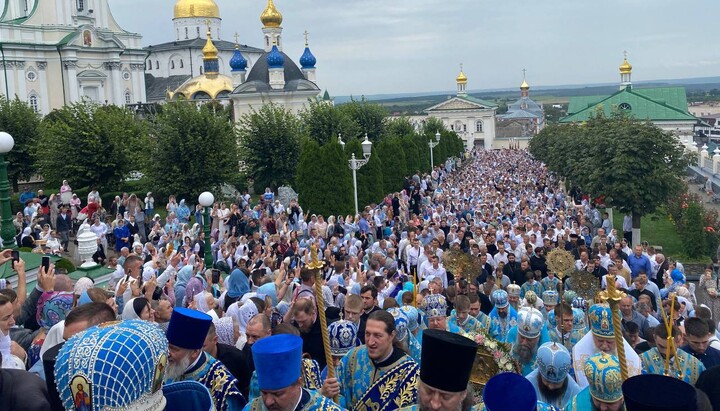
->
<box><xmin>459</xmin><ymin>95</ymin><xmax>498</xmax><ymax>108</ymax></box>
<box><xmin>0</xmin><ymin>252</ymin><xmax>60</xmax><ymax>279</ymax></box>
<box><xmin>561</xmin><ymin>86</ymin><xmax>696</xmax><ymax>123</ymax></box>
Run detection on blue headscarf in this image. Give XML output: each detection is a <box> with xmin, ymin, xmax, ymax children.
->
<box><xmin>174</xmin><ymin>266</ymin><xmax>194</xmax><ymax>308</ymax></box>
<box><xmin>257</xmin><ymin>282</ymin><xmax>278</xmax><ymax>306</ymax></box>
<box><xmin>227</xmin><ymin>268</ymin><xmax>250</xmax><ymax>299</ymax></box>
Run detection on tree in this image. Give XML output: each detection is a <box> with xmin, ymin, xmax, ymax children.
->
<box><xmin>401</xmin><ymin>135</ymin><xmax>421</xmax><ymax>174</ymax></box>
<box><xmin>530</xmin><ymin>112</ymin><xmax>693</xmax><ymax>244</ymax></box>
<box><xmin>299</xmin><ymin>100</ymin><xmax>359</xmax><ymax>146</ymax></box>
<box><xmin>144</xmin><ymin>102</ymin><xmax>238</xmax><ymax>201</ymax></box>
<box><xmin>375</xmin><ymin>136</ymin><xmax>407</xmax><ymax>195</ymax></box>
<box><xmin>317</xmin><ymin>140</ymin><xmax>354</xmax><ymax>216</ymax></box>
<box><xmin>385</xmin><ymin>117</ymin><xmax>416</xmax><ymax>138</ymax></box>
<box><xmin>338</xmin><ymin>97</ymin><xmax>387</xmax><ymax>142</ymax></box>
<box><xmin>36</xmin><ymin>102</ymin><xmax>146</xmax><ymax>191</ymax></box>
<box><xmin>296</xmin><ymin>138</ymin><xmax>323</xmax><ymax>213</ymax></box>
<box><xmin>238</xmin><ymin>103</ymin><xmax>301</xmax><ymax>192</ymax></box>
<box><xmin>0</xmin><ymin>96</ymin><xmax>42</xmax><ymax>191</ymax></box>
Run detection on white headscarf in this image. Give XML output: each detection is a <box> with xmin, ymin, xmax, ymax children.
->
<box><xmin>121</xmin><ymin>297</ymin><xmax>146</xmax><ymax>320</ymax></box>
<box><xmin>226</xmin><ymin>300</ymin><xmax>258</xmax><ymax>333</ymax></box>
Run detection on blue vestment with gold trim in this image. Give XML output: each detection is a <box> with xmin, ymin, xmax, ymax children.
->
<box><xmin>248</xmin><ymin>358</ymin><xmax>322</xmax><ymax>402</ymax></box>
<box><xmin>243</xmin><ymin>387</ymin><xmax>346</xmax><ymax>411</ymax></box>
<box><xmin>639</xmin><ymin>347</ymin><xmax>705</xmax><ymax>385</ymax></box>
<box><xmin>167</xmin><ymin>351</ymin><xmax>246</xmax><ymax>411</ymax></box>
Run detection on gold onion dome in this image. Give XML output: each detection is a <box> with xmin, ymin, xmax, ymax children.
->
<box><xmin>456</xmin><ymin>69</ymin><xmax>467</xmax><ymax>84</ymax></box>
<box><xmin>202</xmin><ymin>29</ymin><xmax>218</xmax><ymax>60</ymax></box>
<box><xmin>174</xmin><ymin>0</ymin><xmax>220</xmax><ymax>19</ymax></box>
<box><xmin>260</xmin><ymin>0</ymin><xmax>283</xmax><ymax>28</ymax></box>
<box><xmin>619</xmin><ymin>58</ymin><xmax>632</xmax><ymax>74</ymax></box>
<box><xmin>520</xmin><ymin>79</ymin><xmax>530</xmax><ymax>90</ymax></box>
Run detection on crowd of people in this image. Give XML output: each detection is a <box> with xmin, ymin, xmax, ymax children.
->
<box><xmin>0</xmin><ymin>149</ymin><xmax>719</xmax><ymax>410</ymax></box>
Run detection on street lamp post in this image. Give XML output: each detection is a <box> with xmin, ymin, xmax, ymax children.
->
<box><xmin>429</xmin><ymin>131</ymin><xmax>440</xmax><ymax>168</ymax></box>
<box><xmin>198</xmin><ymin>191</ymin><xmax>215</xmax><ymax>268</ymax></box>
<box><xmin>338</xmin><ymin>134</ymin><xmax>372</xmax><ymax>216</ymax></box>
<box><xmin>0</xmin><ymin>132</ymin><xmax>15</xmax><ymax>249</ymax></box>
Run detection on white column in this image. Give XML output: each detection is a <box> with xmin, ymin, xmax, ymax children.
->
<box><xmin>485</xmin><ymin>114</ymin><xmax>496</xmax><ymax>150</ymax></box>
<box><xmin>713</xmin><ymin>153</ymin><xmax>720</xmax><ymax>174</ymax></box>
<box><xmin>37</xmin><ymin>62</ymin><xmax>50</xmax><ymax>114</ymax></box>
<box><xmin>14</xmin><ymin>62</ymin><xmax>26</xmax><ymax>100</ymax></box>
<box><xmin>107</xmin><ymin>62</ymin><xmax>123</xmax><ymax>106</ymax></box>
<box><xmin>65</xmin><ymin>61</ymin><xmax>80</xmax><ymax>102</ymax></box>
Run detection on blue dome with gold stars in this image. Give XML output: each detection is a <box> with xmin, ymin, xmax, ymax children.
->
<box><xmin>266</xmin><ymin>44</ymin><xmax>284</xmax><ymax>69</ymax></box>
<box><xmin>229</xmin><ymin>47</ymin><xmax>247</xmax><ymax>71</ymax></box>
<box><xmin>299</xmin><ymin>46</ymin><xmax>316</xmax><ymax>69</ymax></box>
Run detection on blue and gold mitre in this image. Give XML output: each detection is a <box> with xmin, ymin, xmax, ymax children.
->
<box><xmin>572</xmin><ymin>308</ymin><xmax>587</xmax><ymax>331</ymax></box>
<box><xmin>506</xmin><ymin>283</ymin><xmax>521</xmax><ymax>297</ymax></box>
<box><xmin>54</xmin><ymin>320</ymin><xmax>169</xmax><ymax>411</ymax></box>
<box><xmin>542</xmin><ymin>290</ymin><xmax>559</xmax><ymax>306</ymax></box>
<box><xmin>517</xmin><ymin>307</ymin><xmax>543</xmax><ymax>339</ymax></box>
<box><xmin>387</xmin><ymin>307</ymin><xmax>409</xmax><ymax>342</ymax></box>
<box><xmin>420</xmin><ymin>294</ymin><xmax>447</xmax><ymax>318</ymax></box>
<box><xmin>491</xmin><ymin>289</ymin><xmax>509</xmax><ymax>308</ymax></box>
<box><xmin>583</xmin><ymin>353</ymin><xmax>623</xmax><ymax>403</ymax></box>
<box><xmin>588</xmin><ymin>304</ymin><xmax>613</xmax><ymax>338</ymax></box>
<box><xmin>400</xmin><ymin>305</ymin><xmax>421</xmax><ymax>332</ymax></box>
<box><xmin>327</xmin><ymin>319</ymin><xmax>359</xmax><ymax>357</ymax></box>
<box><xmin>572</xmin><ymin>296</ymin><xmax>587</xmax><ymax>310</ymax></box>
<box><xmin>563</xmin><ymin>290</ymin><xmax>577</xmax><ymax>305</ymax></box>
<box><xmin>536</xmin><ymin>342</ymin><xmax>572</xmax><ymax>384</ymax></box>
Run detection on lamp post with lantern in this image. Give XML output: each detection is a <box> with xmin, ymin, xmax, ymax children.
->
<box><xmin>429</xmin><ymin>131</ymin><xmax>441</xmax><ymax>168</ymax></box>
<box><xmin>0</xmin><ymin>132</ymin><xmax>15</xmax><ymax>248</ymax></box>
<box><xmin>198</xmin><ymin>191</ymin><xmax>215</xmax><ymax>268</ymax></box>
<box><xmin>338</xmin><ymin>134</ymin><xmax>373</xmax><ymax>216</ymax></box>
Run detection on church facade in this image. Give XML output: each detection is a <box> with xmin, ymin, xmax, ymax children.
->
<box><xmin>0</xmin><ymin>0</ymin><xmax>147</xmax><ymax>114</ymax></box>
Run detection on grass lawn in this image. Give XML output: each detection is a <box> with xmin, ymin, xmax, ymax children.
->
<box><xmin>610</xmin><ymin>209</ymin><xmax>685</xmax><ymax>259</ymax></box>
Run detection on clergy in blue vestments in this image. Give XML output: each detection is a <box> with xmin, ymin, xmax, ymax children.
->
<box><xmin>621</xmin><ymin>374</ymin><xmax>698</xmax><ymax>411</ymax></box>
<box><xmin>322</xmin><ymin>310</ymin><xmax>419</xmax><ymax>410</ymax></box>
<box><xmin>387</xmin><ymin>307</ymin><xmax>422</xmax><ymax>364</ymax></box>
<box><xmin>541</xmin><ymin>290</ymin><xmax>559</xmax><ymax>320</ymax></box>
<box><xmin>565</xmin><ymin>353</ymin><xmax>624</xmax><ymax>411</ymax></box>
<box><xmin>527</xmin><ymin>342</ymin><xmax>581</xmax><ymax>410</ymax></box>
<box><xmin>320</xmin><ymin>319</ymin><xmax>361</xmax><ymax>381</ymax></box>
<box><xmin>449</xmin><ymin>295</ymin><xmax>488</xmax><ymax>336</ymax></box>
<box><xmin>397</xmin><ymin>329</ymin><xmax>478</xmax><ymax>411</ymax></box>
<box><xmin>639</xmin><ymin>324</ymin><xmax>705</xmax><ymax>385</ymax></box>
<box><xmin>546</xmin><ymin>304</ymin><xmax>584</xmax><ymax>353</ymax></box>
<box><xmin>509</xmin><ymin>307</ymin><xmax>545</xmax><ymax>376</ymax></box>
<box><xmin>244</xmin><ymin>334</ymin><xmax>345</xmax><ymax>411</ymax></box>
<box><xmin>488</xmin><ymin>290</ymin><xmax>518</xmax><ymax>342</ymax></box>
<box><xmin>417</xmin><ymin>294</ymin><xmax>462</xmax><ymax>344</ymax></box>
<box><xmin>166</xmin><ymin>307</ymin><xmax>246</xmax><ymax>411</ymax></box>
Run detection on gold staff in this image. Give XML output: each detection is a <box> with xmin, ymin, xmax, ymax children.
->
<box><xmin>658</xmin><ymin>292</ymin><xmax>683</xmax><ymax>378</ymax></box>
<box><xmin>599</xmin><ymin>274</ymin><xmax>628</xmax><ymax>380</ymax></box>
<box><xmin>307</xmin><ymin>244</ymin><xmax>337</xmax><ymax>403</ymax></box>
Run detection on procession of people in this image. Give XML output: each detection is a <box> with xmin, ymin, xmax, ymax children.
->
<box><xmin>1</xmin><ymin>148</ymin><xmax>719</xmax><ymax>410</ymax></box>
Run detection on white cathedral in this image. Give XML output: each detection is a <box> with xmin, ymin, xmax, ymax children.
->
<box><xmin>0</xmin><ymin>0</ymin><xmax>147</xmax><ymax>114</ymax></box>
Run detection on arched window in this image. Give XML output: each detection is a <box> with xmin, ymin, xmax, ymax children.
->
<box><xmin>124</xmin><ymin>91</ymin><xmax>132</xmax><ymax>105</ymax></box>
<box><xmin>171</xmin><ymin>61</ymin><xmax>175</xmax><ymax>69</ymax></box>
<box><xmin>28</xmin><ymin>95</ymin><xmax>39</xmax><ymax>113</ymax></box>
<box><xmin>155</xmin><ymin>61</ymin><xmax>159</xmax><ymax>69</ymax></box>
<box><xmin>199</xmin><ymin>66</ymin><xmax>203</xmax><ymax>75</ymax></box>
<box><xmin>476</xmin><ymin>120</ymin><xmax>483</xmax><ymax>133</ymax></box>
<box><xmin>77</xmin><ymin>0</ymin><xmax>84</xmax><ymax>11</ymax></box>
<box><xmin>196</xmin><ymin>27</ymin><xmax>200</xmax><ymax>37</ymax></box>
<box><xmin>180</xmin><ymin>59</ymin><xmax>184</xmax><ymax>68</ymax></box>
<box><xmin>176</xmin><ymin>29</ymin><xmax>179</xmax><ymax>40</ymax></box>
<box><xmin>185</xmin><ymin>27</ymin><xmax>188</xmax><ymax>39</ymax></box>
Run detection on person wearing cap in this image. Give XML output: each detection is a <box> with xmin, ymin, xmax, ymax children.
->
<box><xmin>507</xmin><ymin>284</ymin><xmax>522</xmax><ymax>311</ymax></box>
<box><xmin>623</xmin><ymin>374</ymin><xmax>700</xmax><ymax>411</ymax></box>
<box><xmin>54</xmin><ymin>320</ymin><xmax>215</xmax><ymax>411</ymax></box>
<box><xmin>572</xmin><ymin>304</ymin><xmax>642</xmax><ymax>388</ymax></box>
<box><xmin>527</xmin><ymin>342</ymin><xmax>581</xmax><ymax>409</ymax></box>
<box><xmin>418</xmin><ymin>294</ymin><xmax>462</xmax><ymax>343</ymax></box>
<box><xmin>322</xmin><ymin>310</ymin><xmax>419</xmax><ymax>410</ymax></box>
<box><xmin>639</xmin><ymin>324</ymin><xmax>705</xmax><ymax>384</ymax></box>
<box><xmin>398</xmin><ymin>329</ymin><xmax>477</xmax><ymax>411</ymax></box>
<box><xmin>321</xmin><ymin>317</ymin><xmax>361</xmax><ymax>381</ymax></box>
<box><xmin>566</xmin><ymin>353</ymin><xmax>624</xmax><ymax>411</ymax></box>
<box><xmin>388</xmin><ymin>307</ymin><xmax>422</xmax><ymax>363</ymax></box>
<box><xmin>246</xmin><ymin>334</ymin><xmax>343</xmax><ymax>411</ymax></box>
<box><xmin>508</xmin><ymin>307</ymin><xmax>547</xmax><ymax>375</ymax></box>
<box><xmin>166</xmin><ymin>307</ymin><xmax>246</xmax><ymax>411</ymax></box>
<box><xmin>482</xmin><ymin>372</ymin><xmax>556</xmax><ymax>411</ymax></box>
<box><xmin>489</xmin><ymin>290</ymin><xmax>518</xmax><ymax>342</ymax></box>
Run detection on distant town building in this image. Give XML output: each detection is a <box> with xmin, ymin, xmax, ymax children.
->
<box><xmin>561</xmin><ymin>54</ymin><xmax>700</xmax><ymax>140</ymax></box>
<box><xmin>496</xmin><ymin>71</ymin><xmax>545</xmax><ymax>149</ymax></box>
<box><xmin>424</xmin><ymin>66</ymin><xmax>498</xmax><ymax>150</ymax></box>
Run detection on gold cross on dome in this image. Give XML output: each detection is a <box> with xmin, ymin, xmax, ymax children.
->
<box><xmin>522</xmin><ymin>68</ymin><xmax>526</xmax><ymax>79</ymax></box>
<box><xmin>303</xmin><ymin>30</ymin><xmax>309</xmax><ymax>47</ymax></box>
<box><xmin>234</xmin><ymin>32</ymin><xmax>239</xmax><ymax>44</ymax></box>
<box><xmin>624</xmin><ymin>50</ymin><xmax>628</xmax><ymax>59</ymax></box>
<box><xmin>460</xmin><ymin>63</ymin><xmax>463</xmax><ymax>72</ymax></box>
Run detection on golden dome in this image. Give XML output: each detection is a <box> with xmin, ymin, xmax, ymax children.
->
<box><xmin>174</xmin><ymin>0</ymin><xmax>220</xmax><ymax>19</ymax></box>
<box><xmin>173</xmin><ymin>74</ymin><xmax>233</xmax><ymax>100</ymax></box>
<box><xmin>456</xmin><ymin>69</ymin><xmax>467</xmax><ymax>84</ymax></box>
<box><xmin>619</xmin><ymin>57</ymin><xmax>632</xmax><ymax>74</ymax></box>
<box><xmin>520</xmin><ymin>79</ymin><xmax>530</xmax><ymax>90</ymax></box>
<box><xmin>202</xmin><ymin>29</ymin><xmax>218</xmax><ymax>60</ymax></box>
<box><xmin>260</xmin><ymin>0</ymin><xmax>283</xmax><ymax>28</ymax></box>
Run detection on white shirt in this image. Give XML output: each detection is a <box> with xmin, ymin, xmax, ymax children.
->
<box><xmin>601</xmin><ymin>275</ymin><xmax>628</xmax><ymax>290</ymax></box>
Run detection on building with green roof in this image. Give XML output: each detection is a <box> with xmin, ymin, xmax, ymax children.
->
<box><xmin>560</xmin><ymin>55</ymin><xmax>699</xmax><ymax>137</ymax></box>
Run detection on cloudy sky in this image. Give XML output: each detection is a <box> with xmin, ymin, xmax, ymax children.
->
<box><xmin>110</xmin><ymin>0</ymin><xmax>720</xmax><ymax>96</ymax></box>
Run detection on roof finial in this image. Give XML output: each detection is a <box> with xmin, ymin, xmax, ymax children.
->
<box><xmin>522</xmin><ymin>68</ymin><xmax>527</xmax><ymax>80</ymax></box>
<box><xmin>205</xmin><ymin>19</ymin><xmax>212</xmax><ymax>37</ymax></box>
<box><xmin>624</xmin><ymin>50</ymin><xmax>628</xmax><ymax>60</ymax></box>
<box><xmin>460</xmin><ymin>63</ymin><xmax>463</xmax><ymax>72</ymax></box>
<box><xmin>303</xmin><ymin>30</ymin><xmax>309</xmax><ymax>47</ymax></box>
<box><xmin>234</xmin><ymin>32</ymin><xmax>239</xmax><ymax>45</ymax></box>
